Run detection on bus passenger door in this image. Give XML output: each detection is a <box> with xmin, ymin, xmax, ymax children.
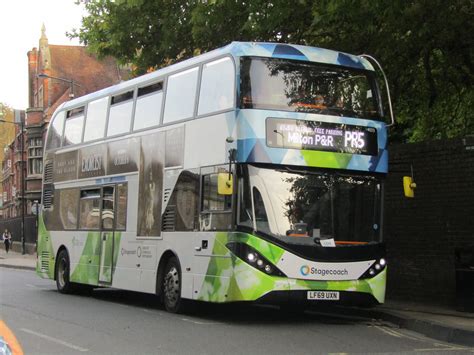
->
<box><xmin>99</xmin><ymin>186</ymin><xmax>115</xmax><ymax>284</ymax></box>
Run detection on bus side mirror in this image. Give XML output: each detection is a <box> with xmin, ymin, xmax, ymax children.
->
<box><xmin>218</xmin><ymin>173</ymin><xmax>233</xmax><ymax>195</ymax></box>
<box><xmin>403</xmin><ymin>176</ymin><xmax>416</xmax><ymax>198</ymax></box>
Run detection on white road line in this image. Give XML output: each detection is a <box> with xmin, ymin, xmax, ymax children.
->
<box><xmin>180</xmin><ymin>318</ymin><xmax>223</xmax><ymax>325</ymax></box>
<box><xmin>20</xmin><ymin>328</ymin><xmax>89</xmax><ymax>352</ymax></box>
<box><xmin>383</xmin><ymin>326</ymin><xmax>420</xmax><ymax>341</ymax></box>
<box><xmin>25</xmin><ymin>284</ymin><xmax>48</xmax><ymax>289</ymax></box>
<box><xmin>373</xmin><ymin>325</ymin><xmax>402</xmax><ymax>338</ymax></box>
<box><xmin>415</xmin><ymin>342</ymin><xmax>473</xmax><ymax>352</ymax></box>
<box><xmin>415</xmin><ymin>347</ymin><xmax>474</xmax><ymax>352</ymax></box>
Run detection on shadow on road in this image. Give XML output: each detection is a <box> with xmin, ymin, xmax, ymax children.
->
<box><xmin>79</xmin><ymin>287</ymin><xmax>369</xmax><ymax>326</ymax></box>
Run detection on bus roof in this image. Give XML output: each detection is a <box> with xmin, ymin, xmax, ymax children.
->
<box><xmin>59</xmin><ymin>42</ymin><xmax>374</xmax><ymax>111</ymax></box>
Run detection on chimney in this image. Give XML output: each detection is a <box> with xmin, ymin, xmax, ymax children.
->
<box><xmin>27</xmin><ymin>48</ymin><xmax>38</xmax><ymax>108</ymax></box>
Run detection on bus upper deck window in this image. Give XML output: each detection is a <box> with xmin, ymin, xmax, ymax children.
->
<box><xmin>83</xmin><ymin>97</ymin><xmax>108</xmax><ymax>142</ymax></box>
<box><xmin>198</xmin><ymin>57</ymin><xmax>235</xmax><ymax>116</ymax></box>
<box><xmin>46</xmin><ymin>111</ymin><xmax>66</xmax><ymax>150</ymax></box>
<box><xmin>107</xmin><ymin>91</ymin><xmax>134</xmax><ymax>137</ymax></box>
<box><xmin>134</xmin><ymin>82</ymin><xmax>163</xmax><ymax>131</ymax></box>
<box><xmin>63</xmin><ymin>107</ymin><xmax>85</xmax><ymax>146</ymax></box>
<box><xmin>163</xmin><ymin>67</ymin><xmax>199</xmax><ymax>124</ymax></box>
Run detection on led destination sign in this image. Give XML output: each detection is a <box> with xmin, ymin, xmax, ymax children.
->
<box><xmin>266</xmin><ymin>118</ymin><xmax>378</xmax><ymax>156</ymax></box>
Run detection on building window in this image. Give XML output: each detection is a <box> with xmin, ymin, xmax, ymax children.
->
<box><xmin>29</xmin><ymin>158</ymin><xmax>43</xmax><ymax>175</ymax></box>
<box><xmin>28</xmin><ymin>137</ymin><xmax>43</xmax><ymax>175</ymax></box>
<box><xmin>38</xmin><ymin>86</ymin><xmax>44</xmax><ymax>108</ymax></box>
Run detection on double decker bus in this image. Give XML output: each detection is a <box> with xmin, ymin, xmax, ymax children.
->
<box><xmin>37</xmin><ymin>42</ymin><xmax>393</xmax><ymax>313</ymax></box>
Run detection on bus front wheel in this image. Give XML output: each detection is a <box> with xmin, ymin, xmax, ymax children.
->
<box><xmin>162</xmin><ymin>257</ymin><xmax>187</xmax><ymax>313</ymax></box>
<box><xmin>55</xmin><ymin>249</ymin><xmax>74</xmax><ymax>294</ymax></box>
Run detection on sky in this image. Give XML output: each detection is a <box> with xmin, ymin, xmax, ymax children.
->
<box><xmin>0</xmin><ymin>0</ymin><xmax>86</xmax><ymax>110</ymax></box>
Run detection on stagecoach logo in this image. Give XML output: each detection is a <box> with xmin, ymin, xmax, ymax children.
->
<box><xmin>300</xmin><ymin>265</ymin><xmax>349</xmax><ymax>277</ymax></box>
<box><xmin>300</xmin><ymin>265</ymin><xmax>310</xmax><ymax>276</ymax></box>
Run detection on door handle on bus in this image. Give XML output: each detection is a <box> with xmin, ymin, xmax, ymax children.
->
<box><xmin>194</xmin><ymin>246</ymin><xmax>201</xmax><ymax>251</ymax></box>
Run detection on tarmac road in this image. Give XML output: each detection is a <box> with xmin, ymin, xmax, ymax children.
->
<box><xmin>1</xmin><ymin>268</ymin><xmax>473</xmax><ymax>354</ymax></box>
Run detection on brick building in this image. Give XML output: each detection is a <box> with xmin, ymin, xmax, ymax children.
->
<box><xmin>22</xmin><ymin>25</ymin><xmax>130</xmax><ymax>214</ymax></box>
<box><xmin>0</xmin><ymin>105</ymin><xmax>17</xmax><ymax>217</ymax></box>
<box><xmin>1</xmin><ymin>110</ymin><xmax>26</xmax><ymax>219</ymax></box>
<box><xmin>1</xmin><ymin>25</ymin><xmax>130</xmax><ymax>230</ymax></box>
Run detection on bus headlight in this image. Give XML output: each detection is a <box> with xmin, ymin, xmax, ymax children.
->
<box><xmin>360</xmin><ymin>258</ymin><xmax>387</xmax><ymax>279</ymax></box>
<box><xmin>226</xmin><ymin>242</ymin><xmax>286</xmax><ymax>277</ymax></box>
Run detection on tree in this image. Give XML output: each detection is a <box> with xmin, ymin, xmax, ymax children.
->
<box><xmin>0</xmin><ymin>103</ymin><xmax>16</xmax><ymax>170</ymax></box>
<box><xmin>305</xmin><ymin>0</ymin><xmax>474</xmax><ymax>142</ymax></box>
<box><xmin>71</xmin><ymin>0</ymin><xmax>473</xmax><ymax>142</ymax></box>
<box><xmin>69</xmin><ymin>0</ymin><xmax>196</xmax><ymax>74</ymax></box>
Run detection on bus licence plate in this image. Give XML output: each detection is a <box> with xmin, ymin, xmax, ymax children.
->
<box><xmin>307</xmin><ymin>291</ymin><xmax>340</xmax><ymax>300</ymax></box>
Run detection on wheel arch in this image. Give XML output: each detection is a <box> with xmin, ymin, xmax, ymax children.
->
<box><xmin>156</xmin><ymin>250</ymin><xmax>180</xmax><ymax>296</ymax></box>
<box><xmin>54</xmin><ymin>245</ymin><xmax>69</xmax><ymax>281</ymax></box>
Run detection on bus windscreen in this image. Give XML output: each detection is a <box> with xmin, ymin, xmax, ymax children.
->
<box><xmin>240</xmin><ymin>57</ymin><xmax>382</xmax><ymax>120</ymax></box>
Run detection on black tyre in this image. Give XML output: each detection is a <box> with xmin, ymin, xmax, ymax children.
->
<box><xmin>162</xmin><ymin>257</ymin><xmax>187</xmax><ymax>313</ymax></box>
<box><xmin>55</xmin><ymin>249</ymin><xmax>74</xmax><ymax>294</ymax></box>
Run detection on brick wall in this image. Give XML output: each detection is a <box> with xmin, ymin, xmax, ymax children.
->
<box><xmin>385</xmin><ymin>136</ymin><xmax>474</xmax><ymax>306</ymax></box>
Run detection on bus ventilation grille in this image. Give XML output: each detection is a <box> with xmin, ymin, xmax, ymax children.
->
<box><xmin>163</xmin><ymin>188</ymin><xmax>172</xmax><ymax>205</ymax></box>
<box><xmin>162</xmin><ymin>205</ymin><xmax>176</xmax><ymax>232</ymax></box>
<box><xmin>41</xmin><ymin>251</ymin><xmax>49</xmax><ymax>272</ymax></box>
<box><xmin>43</xmin><ymin>188</ymin><xmax>53</xmax><ymax>208</ymax></box>
<box><xmin>43</xmin><ymin>161</ymin><xmax>53</xmax><ymax>184</ymax></box>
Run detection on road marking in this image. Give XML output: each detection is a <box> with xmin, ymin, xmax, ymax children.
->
<box><xmin>373</xmin><ymin>324</ymin><xmax>402</xmax><ymax>338</ymax></box>
<box><xmin>415</xmin><ymin>342</ymin><xmax>473</xmax><ymax>352</ymax></box>
<box><xmin>180</xmin><ymin>318</ymin><xmax>223</xmax><ymax>325</ymax></box>
<box><xmin>20</xmin><ymin>328</ymin><xmax>88</xmax><ymax>352</ymax></box>
<box><xmin>25</xmin><ymin>284</ymin><xmax>48</xmax><ymax>289</ymax></box>
<box><xmin>415</xmin><ymin>347</ymin><xmax>474</xmax><ymax>352</ymax></box>
<box><xmin>0</xmin><ymin>320</ymin><xmax>24</xmax><ymax>355</ymax></box>
<box><xmin>371</xmin><ymin>323</ymin><xmax>422</xmax><ymax>341</ymax></box>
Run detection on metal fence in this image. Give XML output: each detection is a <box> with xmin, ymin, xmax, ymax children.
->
<box><xmin>0</xmin><ymin>215</ymin><xmax>37</xmax><ymax>243</ymax></box>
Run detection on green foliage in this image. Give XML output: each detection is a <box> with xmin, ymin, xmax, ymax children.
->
<box><xmin>70</xmin><ymin>0</ymin><xmax>473</xmax><ymax>142</ymax></box>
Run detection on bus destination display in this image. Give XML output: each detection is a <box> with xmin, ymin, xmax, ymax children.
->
<box><xmin>266</xmin><ymin>118</ymin><xmax>378</xmax><ymax>156</ymax></box>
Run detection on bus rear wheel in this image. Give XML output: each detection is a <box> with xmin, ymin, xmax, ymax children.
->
<box><xmin>55</xmin><ymin>249</ymin><xmax>74</xmax><ymax>294</ymax></box>
<box><xmin>162</xmin><ymin>257</ymin><xmax>187</xmax><ymax>313</ymax></box>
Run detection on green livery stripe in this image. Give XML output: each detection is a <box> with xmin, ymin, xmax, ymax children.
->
<box><xmin>301</xmin><ymin>150</ymin><xmax>352</xmax><ymax>169</ymax></box>
<box><xmin>36</xmin><ymin>215</ymin><xmax>55</xmax><ymax>279</ymax></box>
<box><xmin>227</xmin><ymin>232</ymin><xmax>285</xmax><ymax>264</ymax></box>
<box><xmin>197</xmin><ymin>231</ymin><xmax>386</xmax><ymax>303</ymax></box>
<box><xmin>70</xmin><ymin>232</ymin><xmax>101</xmax><ymax>285</ymax></box>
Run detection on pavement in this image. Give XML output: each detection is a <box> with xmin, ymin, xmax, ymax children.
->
<box><xmin>1</xmin><ymin>247</ymin><xmax>473</xmax><ymax>347</ymax></box>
